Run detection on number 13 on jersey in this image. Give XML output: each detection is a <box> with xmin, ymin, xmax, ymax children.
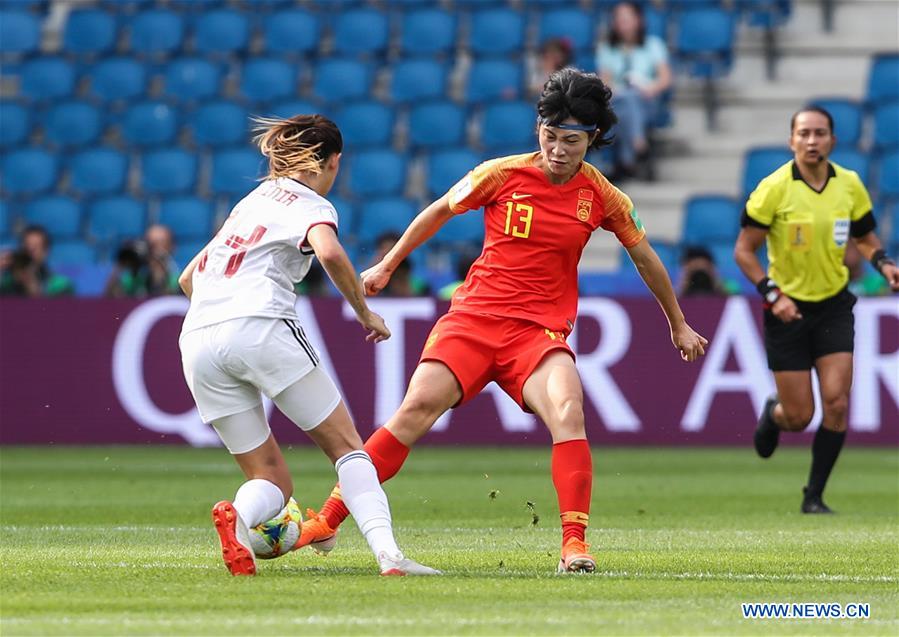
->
<box><xmin>504</xmin><ymin>201</ymin><xmax>533</xmax><ymax>239</ymax></box>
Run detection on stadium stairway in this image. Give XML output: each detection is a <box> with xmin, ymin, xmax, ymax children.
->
<box><xmin>582</xmin><ymin>0</ymin><xmax>899</xmax><ymax>271</ymax></box>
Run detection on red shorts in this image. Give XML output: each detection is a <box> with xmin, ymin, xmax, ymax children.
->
<box><xmin>419</xmin><ymin>311</ymin><xmax>575</xmax><ymax>411</ymax></box>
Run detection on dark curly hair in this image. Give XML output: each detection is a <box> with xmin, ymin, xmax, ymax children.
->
<box><xmin>536</xmin><ymin>68</ymin><xmax>617</xmax><ymax>149</ymax></box>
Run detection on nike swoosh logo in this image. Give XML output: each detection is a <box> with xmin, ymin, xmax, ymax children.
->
<box><xmin>511</xmin><ymin>193</ymin><xmax>532</xmax><ymax>200</ymax></box>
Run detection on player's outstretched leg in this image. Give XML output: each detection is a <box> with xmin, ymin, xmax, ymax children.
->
<box><xmin>753</xmin><ymin>394</ymin><xmax>781</xmax><ymax>458</ymax></box>
<box><xmin>210</xmin><ymin>411</ymin><xmax>291</xmax><ymax>576</ymax></box>
<box><xmin>312</xmin><ymin>426</ymin><xmax>411</xmax><ymax>540</ymax></box>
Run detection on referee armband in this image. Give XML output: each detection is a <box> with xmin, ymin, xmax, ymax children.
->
<box><xmin>740</xmin><ymin>208</ymin><xmax>769</xmax><ymax>229</ymax></box>
<box><xmin>850</xmin><ymin>210</ymin><xmax>876</xmax><ymax>237</ymax></box>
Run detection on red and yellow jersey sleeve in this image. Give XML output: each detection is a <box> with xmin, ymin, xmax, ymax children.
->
<box><xmin>581</xmin><ymin>163</ymin><xmax>644</xmax><ymax>247</ymax></box>
<box><xmin>447</xmin><ymin>153</ymin><xmax>536</xmax><ymax>214</ymax></box>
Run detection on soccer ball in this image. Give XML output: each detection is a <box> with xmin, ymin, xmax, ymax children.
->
<box><xmin>248</xmin><ymin>497</ymin><xmax>303</xmax><ymax>559</ymax></box>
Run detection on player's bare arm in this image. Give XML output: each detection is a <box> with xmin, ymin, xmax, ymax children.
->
<box><xmin>306</xmin><ymin>224</ymin><xmax>390</xmax><ymax>343</ymax></box>
<box><xmin>177</xmin><ymin>247</ymin><xmax>207</xmax><ymax>300</ymax></box>
<box><xmin>851</xmin><ymin>231</ymin><xmax>899</xmax><ymax>291</ymax></box>
<box><xmin>625</xmin><ymin>238</ymin><xmax>708</xmax><ymax>362</ymax></box>
<box><xmin>361</xmin><ymin>194</ymin><xmax>454</xmax><ymax>296</ymax></box>
<box><xmin>734</xmin><ymin>227</ymin><xmax>803</xmax><ymax>323</ymax></box>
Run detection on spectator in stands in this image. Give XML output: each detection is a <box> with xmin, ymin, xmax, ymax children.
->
<box><xmin>104</xmin><ymin>224</ymin><xmax>180</xmax><ymax>298</ymax></box>
<box><xmin>370</xmin><ymin>233</ymin><xmax>429</xmax><ymax>297</ymax></box>
<box><xmin>0</xmin><ymin>225</ymin><xmax>73</xmax><ymax>297</ymax></box>
<box><xmin>596</xmin><ymin>1</ymin><xmax>672</xmax><ymax>181</ymax></box>
<box><xmin>677</xmin><ymin>246</ymin><xmax>737</xmax><ymax>296</ymax></box>
<box><xmin>529</xmin><ymin>38</ymin><xmax>574</xmax><ymax>98</ymax></box>
<box><xmin>437</xmin><ymin>251</ymin><xmax>479</xmax><ymax>301</ymax></box>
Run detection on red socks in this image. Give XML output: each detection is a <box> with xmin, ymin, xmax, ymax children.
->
<box><xmin>552</xmin><ymin>439</ymin><xmax>593</xmax><ymax>544</ymax></box>
<box><xmin>320</xmin><ymin>427</ymin><xmax>410</xmax><ymax>529</ymax></box>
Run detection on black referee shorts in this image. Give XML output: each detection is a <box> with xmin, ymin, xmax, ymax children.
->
<box><xmin>764</xmin><ymin>287</ymin><xmax>857</xmax><ymax>372</ymax></box>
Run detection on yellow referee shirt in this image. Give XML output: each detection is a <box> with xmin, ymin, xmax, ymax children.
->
<box><xmin>743</xmin><ymin>161</ymin><xmax>875</xmax><ymax>302</ymax></box>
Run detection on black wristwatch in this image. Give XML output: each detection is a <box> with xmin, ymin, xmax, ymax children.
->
<box><xmin>870</xmin><ymin>249</ymin><xmax>896</xmax><ymax>279</ymax></box>
<box><xmin>756</xmin><ymin>277</ymin><xmax>781</xmax><ymax>305</ymax></box>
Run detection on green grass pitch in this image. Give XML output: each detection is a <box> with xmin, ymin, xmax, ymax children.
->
<box><xmin>1</xmin><ymin>446</ymin><xmax>897</xmax><ymax>635</ymax></box>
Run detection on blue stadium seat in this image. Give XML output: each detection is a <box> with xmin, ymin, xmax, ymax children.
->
<box><xmin>0</xmin><ymin>200</ymin><xmax>11</xmax><ymax>241</ymax></box>
<box><xmin>333</xmin><ymin>9</ymin><xmax>389</xmax><ymax>57</ymax></box>
<box><xmin>469</xmin><ymin>9</ymin><xmax>525</xmax><ymax>57</ymax></box>
<box><xmin>466</xmin><ymin>60</ymin><xmax>522</xmax><ymax>103</ymax></box>
<box><xmin>873</xmin><ymin>101</ymin><xmax>899</xmax><ymax>152</ymax></box>
<box><xmin>169</xmin><ymin>0</ymin><xmax>226</xmax><ymax>11</ymax></box>
<box><xmin>333</xmin><ymin>101</ymin><xmax>394</xmax><ymax>148</ymax></box>
<box><xmin>328</xmin><ymin>195</ymin><xmax>356</xmax><ymax>235</ymax></box>
<box><xmin>426</xmin><ymin>148</ymin><xmax>481</xmax><ymax>198</ymax></box>
<box><xmin>737</xmin><ymin>0</ymin><xmax>791</xmax><ymax>28</ymax></box>
<box><xmin>390</xmin><ymin>59</ymin><xmax>448</xmax><ymax>103</ymax></box>
<box><xmin>87</xmin><ymin>196</ymin><xmax>146</xmax><ymax>243</ymax></box>
<box><xmin>89</xmin><ymin>58</ymin><xmax>147</xmax><ymax>102</ymax></box>
<box><xmin>129</xmin><ymin>9</ymin><xmax>184</xmax><ymax>56</ymax></box>
<box><xmin>481</xmin><ymin>101</ymin><xmax>536</xmax><ymax>152</ymax></box>
<box><xmin>887</xmin><ymin>202</ymin><xmax>899</xmax><ymax>252</ymax></box>
<box><xmin>537</xmin><ymin>9</ymin><xmax>594</xmax><ymax>50</ymax></box>
<box><xmin>211</xmin><ymin>149</ymin><xmax>265</xmax><ymax>196</ymax></box>
<box><xmin>21</xmin><ymin>58</ymin><xmax>76</xmax><ymax>102</ymax></box>
<box><xmin>158</xmin><ymin>196</ymin><xmax>214</xmax><ymax>241</ymax></box>
<box><xmin>195</xmin><ymin>10</ymin><xmax>249</xmax><ymax>56</ymax></box>
<box><xmin>644</xmin><ymin>4</ymin><xmax>668</xmax><ymax>39</ymax></box>
<box><xmin>313</xmin><ymin>59</ymin><xmax>372</xmax><ymax>104</ymax></box>
<box><xmin>69</xmin><ymin>149</ymin><xmax>128</xmax><ymax>196</ymax></box>
<box><xmin>123</xmin><ymin>101</ymin><xmax>178</xmax><ymax>148</ymax></box>
<box><xmin>681</xmin><ymin>194</ymin><xmax>741</xmax><ymax>244</ymax></box>
<box><xmin>809</xmin><ymin>98</ymin><xmax>863</xmax><ymax>148</ymax></box>
<box><xmin>164</xmin><ymin>58</ymin><xmax>221</xmax><ymax>102</ymax></box>
<box><xmin>189</xmin><ymin>101</ymin><xmax>249</xmax><ymax>147</ymax></box>
<box><xmin>263</xmin><ymin>9</ymin><xmax>319</xmax><ymax>56</ymax></box>
<box><xmin>675</xmin><ymin>8</ymin><xmax>736</xmax><ymax>77</ymax></box>
<box><xmin>876</xmin><ymin>150</ymin><xmax>899</xmax><ymax>201</ymax></box>
<box><xmin>348</xmin><ymin>150</ymin><xmax>407</xmax><ymax>197</ymax></box>
<box><xmin>24</xmin><ymin>197</ymin><xmax>82</xmax><ymax>238</ymax></box>
<box><xmin>409</xmin><ymin>101</ymin><xmax>465</xmax><ymax>149</ymax></box>
<box><xmin>44</xmin><ymin>101</ymin><xmax>102</xmax><ymax>148</ymax></box>
<box><xmin>173</xmin><ymin>241</ymin><xmax>207</xmax><ymax>269</ymax></box>
<box><xmin>239</xmin><ymin>58</ymin><xmax>297</xmax><ymax>104</ymax></box>
<box><xmin>49</xmin><ymin>241</ymin><xmax>96</xmax><ymax>267</ymax></box>
<box><xmin>101</xmin><ymin>0</ymin><xmax>156</xmax><ymax>13</ymax></box>
<box><xmin>400</xmin><ymin>9</ymin><xmax>456</xmax><ymax>56</ymax></box>
<box><xmin>2</xmin><ymin>148</ymin><xmax>57</xmax><ymax>195</ymax></box>
<box><xmin>830</xmin><ymin>148</ymin><xmax>870</xmax><ymax>186</ymax></box>
<box><xmin>141</xmin><ymin>149</ymin><xmax>197</xmax><ymax>195</ymax></box>
<box><xmin>0</xmin><ymin>10</ymin><xmax>40</xmax><ymax>56</ymax></box>
<box><xmin>356</xmin><ymin>197</ymin><xmax>417</xmax><ymax>244</ymax></box>
<box><xmin>742</xmin><ymin>146</ymin><xmax>792</xmax><ymax>197</ymax></box>
<box><xmin>0</xmin><ymin>102</ymin><xmax>29</xmax><ymax>148</ymax></box>
<box><xmin>268</xmin><ymin>100</ymin><xmax>319</xmax><ymax>120</ymax></box>
<box><xmin>867</xmin><ymin>53</ymin><xmax>899</xmax><ymax>105</ymax></box>
<box><xmin>434</xmin><ymin>209</ymin><xmax>484</xmax><ymax>244</ymax></box>
<box><xmin>63</xmin><ymin>9</ymin><xmax>117</xmax><ymax>56</ymax></box>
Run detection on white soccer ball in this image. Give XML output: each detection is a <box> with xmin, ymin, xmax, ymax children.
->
<box><xmin>248</xmin><ymin>497</ymin><xmax>303</xmax><ymax>559</ymax></box>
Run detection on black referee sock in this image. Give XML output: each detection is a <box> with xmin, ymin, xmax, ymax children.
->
<box><xmin>806</xmin><ymin>427</ymin><xmax>846</xmax><ymax>499</ymax></box>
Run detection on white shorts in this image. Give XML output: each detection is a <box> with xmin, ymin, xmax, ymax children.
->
<box><xmin>179</xmin><ymin>316</ymin><xmax>333</xmax><ymax>424</ymax></box>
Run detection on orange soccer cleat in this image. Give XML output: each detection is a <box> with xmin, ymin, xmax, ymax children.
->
<box><xmin>557</xmin><ymin>538</ymin><xmax>596</xmax><ymax>574</ymax></box>
<box><xmin>293</xmin><ymin>508</ymin><xmax>338</xmax><ymax>555</ymax></box>
<box><xmin>211</xmin><ymin>501</ymin><xmax>256</xmax><ymax>576</ymax></box>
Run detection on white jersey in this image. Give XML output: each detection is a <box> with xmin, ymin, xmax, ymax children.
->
<box><xmin>181</xmin><ymin>177</ymin><xmax>337</xmax><ymax>335</ymax></box>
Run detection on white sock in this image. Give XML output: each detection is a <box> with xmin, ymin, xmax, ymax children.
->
<box><xmin>335</xmin><ymin>450</ymin><xmax>401</xmax><ymax>559</ymax></box>
<box><xmin>232</xmin><ymin>479</ymin><xmax>285</xmax><ymax>528</ymax></box>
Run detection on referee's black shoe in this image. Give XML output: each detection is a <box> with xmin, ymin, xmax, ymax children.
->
<box><xmin>753</xmin><ymin>394</ymin><xmax>781</xmax><ymax>459</ymax></box>
<box><xmin>801</xmin><ymin>487</ymin><xmax>834</xmax><ymax>514</ymax></box>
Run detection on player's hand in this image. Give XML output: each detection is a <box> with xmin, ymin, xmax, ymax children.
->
<box><xmin>671</xmin><ymin>322</ymin><xmax>708</xmax><ymax>362</ymax></box>
<box><xmin>360</xmin><ymin>263</ymin><xmax>393</xmax><ymax>296</ymax></box>
<box><xmin>357</xmin><ymin>309</ymin><xmax>391</xmax><ymax>343</ymax></box>
<box><xmin>772</xmin><ymin>295</ymin><xmax>802</xmax><ymax>323</ymax></box>
<box><xmin>882</xmin><ymin>263</ymin><xmax>899</xmax><ymax>291</ymax></box>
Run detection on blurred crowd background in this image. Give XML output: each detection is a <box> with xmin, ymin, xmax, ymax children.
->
<box><xmin>0</xmin><ymin>0</ymin><xmax>896</xmax><ymax>301</ymax></box>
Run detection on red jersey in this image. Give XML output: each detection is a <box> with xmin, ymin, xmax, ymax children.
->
<box><xmin>446</xmin><ymin>152</ymin><xmax>645</xmax><ymax>333</ymax></box>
